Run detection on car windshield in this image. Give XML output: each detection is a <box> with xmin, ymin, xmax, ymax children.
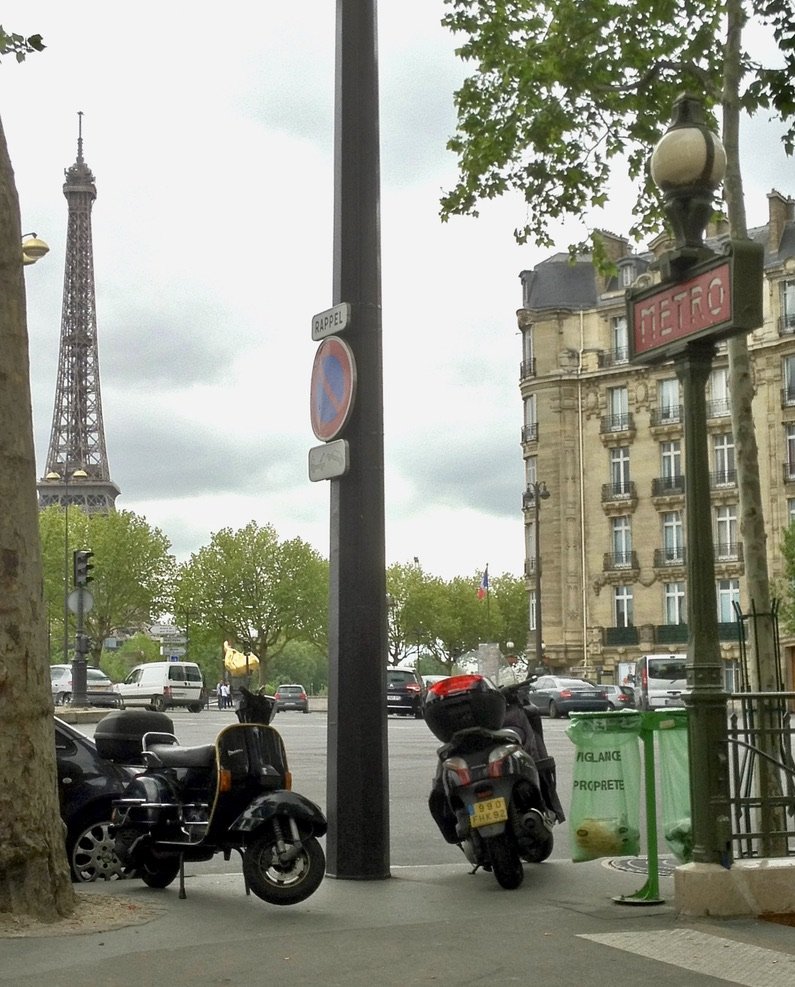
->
<box><xmin>387</xmin><ymin>671</ymin><xmax>415</xmax><ymax>686</ymax></box>
<box><xmin>648</xmin><ymin>659</ymin><xmax>687</xmax><ymax>680</ymax></box>
<box><xmin>279</xmin><ymin>686</ymin><xmax>303</xmax><ymax>694</ymax></box>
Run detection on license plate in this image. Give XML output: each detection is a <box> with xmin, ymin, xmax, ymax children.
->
<box><xmin>387</xmin><ymin>694</ymin><xmax>400</xmax><ymax>702</ymax></box>
<box><xmin>468</xmin><ymin>797</ymin><xmax>508</xmax><ymax>828</ymax></box>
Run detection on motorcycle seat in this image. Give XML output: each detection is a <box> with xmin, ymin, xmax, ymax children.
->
<box><xmin>147</xmin><ymin>743</ymin><xmax>216</xmax><ymax>769</ymax></box>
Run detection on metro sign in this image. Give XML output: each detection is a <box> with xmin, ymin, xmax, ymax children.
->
<box><xmin>627</xmin><ymin>240</ymin><xmax>763</xmax><ymax>363</ymax></box>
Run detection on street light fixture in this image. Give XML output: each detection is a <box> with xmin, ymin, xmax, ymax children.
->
<box><xmin>21</xmin><ymin>232</ymin><xmax>50</xmax><ymax>266</ymax></box>
<box><xmin>526</xmin><ymin>480</ymin><xmax>551</xmax><ymax>670</ymax></box>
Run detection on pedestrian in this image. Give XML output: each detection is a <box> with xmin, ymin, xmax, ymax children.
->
<box><xmin>216</xmin><ymin>680</ymin><xmax>224</xmax><ymax>709</ymax></box>
<box><xmin>497</xmin><ymin>652</ymin><xmax>522</xmax><ymax>687</ymax></box>
<box><xmin>220</xmin><ymin>680</ymin><xmax>231</xmax><ymax>709</ymax></box>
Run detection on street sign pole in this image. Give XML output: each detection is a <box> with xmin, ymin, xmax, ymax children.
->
<box><xmin>325</xmin><ymin>0</ymin><xmax>389</xmax><ymax>880</ymax></box>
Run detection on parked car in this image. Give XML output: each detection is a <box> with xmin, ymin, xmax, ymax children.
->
<box><xmin>113</xmin><ymin>660</ymin><xmax>205</xmax><ymax>712</ymax></box>
<box><xmin>274</xmin><ymin>683</ymin><xmax>310</xmax><ymax>713</ymax></box>
<box><xmin>602</xmin><ymin>684</ymin><xmax>636</xmax><ymax>710</ymax></box>
<box><xmin>386</xmin><ymin>666</ymin><xmax>425</xmax><ymax>718</ymax></box>
<box><xmin>50</xmin><ymin>664</ymin><xmax>120</xmax><ymax>707</ymax></box>
<box><xmin>54</xmin><ymin>716</ymin><xmax>134</xmax><ymax>882</ymax></box>
<box><xmin>525</xmin><ymin>676</ymin><xmax>610</xmax><ymax>718</ymax></box>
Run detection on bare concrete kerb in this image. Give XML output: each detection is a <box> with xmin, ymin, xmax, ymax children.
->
<box><xmin>675</xmin><ymin>858</ymin><xmax>795</xmax><ymax>918</ymax></box>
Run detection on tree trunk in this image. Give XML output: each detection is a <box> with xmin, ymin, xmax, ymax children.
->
<box><xmin>723</xmin><ymin>0</ymin><xmax>786</xmax><ymax>856</ymax></box>
<box><xmin>0</xmin><ymin>114</ymin><xmax>75</xmax><ymax>919</ymax></box>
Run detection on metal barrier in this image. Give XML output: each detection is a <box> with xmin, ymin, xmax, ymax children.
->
<box><xmin>727</xmin><ymin>691</ymin><xmax>795</xmax><ymax>858</ymax></box>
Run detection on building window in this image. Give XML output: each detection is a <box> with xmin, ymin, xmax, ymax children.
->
<box><xmin>658</xmin><ymin>378</ymin><xmax>680</xmax><ymax>420</ymax></box>
<box><xmin>611</xmin><ymin>316</ymin><xmax>629</xmax><ymax>363</ymax></box>
<box><xmin>612</xmin><ymin>516</ymin><xmax>632</xmax><ymax>566</ymax></box>
<box><xmin>715</xmin><ymin>505</ymin><xmax>738</xmax><ymax>557</ymax></box>
<box><xmin>660</xmin><ymin>440</ymin><xmax>681</xmax><ymax>487</ymax></box>
<box><xmin>664</xmin><ymin>582</ymin><xmax>686</xmax><ymax>624</ymax></box>
<box><xmin>606</xmin><ymin>385</ymin><xmax>629</xmax><ymax>430</ymax></box>
<box><xmin>784</xmin><ymin>355</ymin><xmax>795</xmax><ymax>405</ymax></box>
<box><xmin>707</xmin><ymin>367</ymin><xmax>730</xmax><ymax>417</ymax></box>
<box><xmin>782</xmin><ymin>279</ymin><xmax>795</xmax><ymax>332</ymax></box>
<box><xmin>529</xmin><ymin>589</ymin><xmax>537</xmax><ymax>631</ymax></box>
<box><xmin>713</xmin><ymin>432</ymin><xmax>735</xmax><ymax>484</ymax></box>
<box><xmin>526</xmin><ymin>456</ymin><xmax>537</xmax><ymax>488</ymax></box>
<box><xmin>717</xmin><ymin>578</ymin><xmax>740</xmax><ymax>623</ymax></box>
<box><xmin>787</xmin><ymin>424</ymin><xmax>795</xmax><ymax>477</ymax></box>
<box><xmin>662</xmin><ymin>511</ymin><xmax>684</xmax><ymax>561</ymax></box>
<box><xmin>614</xmin><ymin>584</ymin><xmax>634</xmax><ymax>627</ymax></box>
<box><xmin>522</xmin><ymin>394</ymin><xmax>538</xmax><ymax>443</ymax></box>
<box><xmin>523</xmin><ymin>325</ymin><xmax>535</xmax><ymax>365</ymax></box>
<box><xmin>610</xmin><ymin>446</ymin><xmax>631</xmax><ymax>495</ymax></box>
<box><xmin>788</xmin><ymin>498</ymin><xmax>795</xmax><ymax>524</ymax></box>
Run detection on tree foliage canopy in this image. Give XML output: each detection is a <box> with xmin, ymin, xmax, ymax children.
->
<box><xmin>440</xmin><ymin>0</ymin><xmax>795</xmax><ymax>251</ymax></box>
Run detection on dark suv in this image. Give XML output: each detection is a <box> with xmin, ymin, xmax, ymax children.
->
<box><xmin>274</xmin><ymin>684</ymin><xmax>309</xmax><ymax>713</ymax></box>
<box><xmin>386</xmin><ymin>667</ymin><xmax>425</xmax><ymax>718</ymax></box>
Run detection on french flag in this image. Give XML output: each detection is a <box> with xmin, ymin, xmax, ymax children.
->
<box><xmin>477</xmin><ymin>566</ymin><xmax>489</xmax><ymax>600</ymax></box>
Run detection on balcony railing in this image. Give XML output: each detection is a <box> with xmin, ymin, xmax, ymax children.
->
<box><xmin>600</xmin><ymin>412</ymin><xmax>634</xmax><ymax>434</ymax></box>
<box><xmin>603</xmin><ymin>551</ymin><xmax>639</xmax><ymax>571</ymax></box>
<box><xmin>650</xmin><ymin>405</ymin><xmax>683</xmax><ymax>427</ymax></box>
<box><xmin>706</xmin><ymin>398</ymin><xmax>731</xmax><ymax>419</ymax></box>
<box><xmin>653</xmin><ymin>548</ymin><xmax>687</xmax><ymax>567</ymax></box>
<box><xmin>710</xmin><ymin>469</ymin><xmax>737</xmax><ymax>489</ymax></box>
<box><xmin>520</xmin><ymin>358</ymin><xmax>537</xmax><ymax>380</ymax></box>
<box><xmin>715</xmin><ymin>541</ymin><xmax>744</xmax><ymax>563</ymax></box>
<box><xmin>521</xmin><ymin>423</ymin><xmax>538</xmax><ymax>444</ymax></box>
<box><xmin>652</xmin><ymin>474</ymin><xmax>685</xmax><ymax>497</ymax></box>
<box><xmin>778</xmin><ymin>314</ymin><xmax>795</xmax><ymax>336</ymax></box>
<box><xmin>782</xmin><ymin>386</ymin><xmax>795</xmax><ymax>408</ymax></box>
<box><xmin>604</xmin><ymin>625</ymin><xmax>639</xmax><ymax>646</ymax></box>
<box><xmin>601</xmin><ymin>480</ymin><xmax>636</xmax><ymax>503</ymax></box>
<box><xmin>656</xmin><ymin>623</ymin><xmax>688</xmax><ymax>644</ymax></box>
<box><xmin>783</xmin><ymin>462</ymin><xmax>795</xmax><ymax>483</ymax></box>
<box><xmin>600</xmin><ymin>347</ymin><xmax>629</xmax><ymax>367</ymax></box>
<box><xmin>524</xmin><ymin>558</ymin><xmax>537</xmax><ymax>576</ymax></box>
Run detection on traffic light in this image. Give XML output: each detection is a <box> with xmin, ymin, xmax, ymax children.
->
<box><xmin>73</xmin><ymin>550</ymin><xmax>94</xmax><ymax>587</ymax></box>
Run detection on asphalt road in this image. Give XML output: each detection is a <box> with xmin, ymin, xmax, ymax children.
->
<box><xmin>80</xmin><ymin>708</ymin><xmax>579</xmax><ymax>874</ymax></box>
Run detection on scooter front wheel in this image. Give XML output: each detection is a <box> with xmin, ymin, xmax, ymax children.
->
<box><xmin>138</xmin><ymin>853</ymin><xmax>181</xmax><ymax>889</ymax></box>
<box><xmin>243</xmin><ymin>832</ymin><xmax>325</xmax><ymax>905</ymax></box>
<box><xmin>485</xmin><ymin>833</ymin><xmax>524</xmax><ymax>890</ymax></box>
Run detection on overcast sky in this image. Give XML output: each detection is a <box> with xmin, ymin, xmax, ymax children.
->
<box><xmin>3</xmin><ymin>2</ymin><xmax>793</xmax><ymax>580</ymax></box>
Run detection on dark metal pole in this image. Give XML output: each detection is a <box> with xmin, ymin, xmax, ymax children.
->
<box><xmin>677</xmin><ymin>343</ymin><xmax>732</xmax><ymax>866</ymax></box>
<box><xmin>326</xmin><ymin>0</ymin><xmax>389</xmax><ymax>879</ymax></box>
<box><xmin>534</xmin><ymin>489</ymin><xmax>543</xmax><ymax>668</ymax></box>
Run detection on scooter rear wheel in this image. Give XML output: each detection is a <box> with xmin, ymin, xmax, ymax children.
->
<box><xmin>138</xmin><ymin>854</ymin><xmax>181</xmax><ymax>889</ymax></box>
<box><xmin>486</xmin><ymin>833</ymin><xmax>524</xmax><ymax>890</ymax></box>
<box><xmin>243</xmin><ymin>832</ymin><xmax>325</xmax><ymax>905</ymax></box>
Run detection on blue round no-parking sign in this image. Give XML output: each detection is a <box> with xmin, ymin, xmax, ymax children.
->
<box><xmin>310</xmin><ymin>335</ymin><xmax>357</xmax><ymax>441</ymax></box>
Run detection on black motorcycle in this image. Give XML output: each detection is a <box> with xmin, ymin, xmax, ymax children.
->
<box><xmin>425</xmin><ymin>674</ymin><xmax>564</xmax><ymax>890</ymax></box>
<box><xmin>100</xmin><ymin>688</ymin><xmax>327</xmax><ymax>905</ymax></box>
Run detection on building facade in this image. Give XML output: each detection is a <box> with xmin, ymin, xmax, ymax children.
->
<box><xmin>518</xmin><ymin>190</ymin><xmax>795</xmax><ymax>687</ymax></box>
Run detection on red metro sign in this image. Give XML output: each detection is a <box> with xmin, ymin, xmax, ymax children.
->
<box><xmin>627</xmin><ymin>241</ymin><xmax>763</xmax><ymax>363</ymax></box>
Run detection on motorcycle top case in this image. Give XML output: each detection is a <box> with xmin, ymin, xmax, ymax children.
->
<box><xmin>423</xmin><ymin>674</ymin><xmax>506</xmax><ymax>743</ymax></box>
<box><xmin>95</xmin><ymin>709</ymin><xmax>175</xmax><ymax>763</ymax></box>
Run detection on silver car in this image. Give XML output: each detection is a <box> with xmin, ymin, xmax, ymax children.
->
<box><xmin>50</xmin><ymin>664</ymin><xmax>118</xmax><ymax>706</ymax></box>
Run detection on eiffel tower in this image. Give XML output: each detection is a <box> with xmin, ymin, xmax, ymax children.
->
<box><xmin>38</xmin><ymin>114</ymin><xmax>120</xmax><ymax>513</ymax></box>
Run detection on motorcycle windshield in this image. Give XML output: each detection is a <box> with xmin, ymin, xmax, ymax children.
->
<box><xmin>216</xmin><ymin>724</ymin><xmax>288</xmax><ymax>789</ymax></box>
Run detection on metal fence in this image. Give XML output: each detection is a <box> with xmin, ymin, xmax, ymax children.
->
<box><xmin>727</xmin><ymin>691</ymin><xmax>795</xmax><ymax>858</ymax></box>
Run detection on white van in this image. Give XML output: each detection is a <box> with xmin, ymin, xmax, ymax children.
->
<box><xmin>634</xmin><ymin>653</ymin><xmax>688</xmax><ymax>710</ymax></box>
<box><xmin>114</xmin><ymin>661</ymin><xmax>205</xmax><ymax>712</ymax></box>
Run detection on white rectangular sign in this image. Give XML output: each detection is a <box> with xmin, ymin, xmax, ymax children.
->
<box><xmin>311</xmin><ymin>302</ymin><xmax>351</xmax><ymax>340</ymax></box>
<box><xmin>308</xmin><ymin>439</ymin><xmax>349</xmax><ymax>481</ymax></box>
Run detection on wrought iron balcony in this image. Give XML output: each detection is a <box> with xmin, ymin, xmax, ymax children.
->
<box><xmin>600</xmin><ymin>347</ymin><xmax>629</xmax><ymax>367</ymax></box>
<box><xmin>781</xmin><ymin>386</ymin><xmax>795</xmax><ymax>408</ymax></box>
<box><xmin>778</xmin><ymin>313</ymin><xmax>795</xmax><ymax>336</ymax></box>
<box><xmin>656</xmin><ymin>623</ymin><xmax>688</xmax><ymax>644</ymax></box>
<box><xmin>709</xmin><ymin>469</ymin><xmax>737</xmax><ymax>489</ymax></box>
<box><xmin>603</xmin><ymin>551</ymin><xmax>639</xmax><ymax>571</ymax></box>
<box><xmin>650</xmin><ymin>405</ymin><xmax>683</xmax><ymax>427</ymax></box>
<box><xmin>604</xmin><ymin>625</ymin><xmax>639</xmax><ymax>646</ymax></box>
<box><xmin>652</xmin><ymin>474</ymin><xmax>686</xmax><ymax>497</ymax></box>
<box><xmin>522</xmin><ymin>423</ymin><xmax>538</xmax><ymax>444</ymax></box>
<box><xmin>520</xmin><ymin>358</ymin><xmax>537</xmax><ymax>380</ymax></box>
<box><xmin>653</xmin><ymin>548</ymin><xmax>687</xmax><ymax>567</ymax></box>
<box><xmin>600</xmin><ymin>412</ymin><xmax>635</xmax><ymax>434</ymax></box>
<box><xmin>601</xmin><ymin>480</ymin><xmax>636</xmax><ymax>503</ymax></box>
<box><xmin>706</xmin><ymin>398</ymin><xmax>730</xmax><ymax>419</ymax></box>
<box><xmin>715</xmin><ymin>541</ymin><xmax>743</xmax><ymax>562</ymax></box>
<box><xmin>783</xmin><ymin>462</ymin><xmax>795</xmax><ymax>483</ymax></box>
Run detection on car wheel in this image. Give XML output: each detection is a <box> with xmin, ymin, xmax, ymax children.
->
<box><xmin>57</xmin><ymin>691</ymin><xmax>71</xmax><ymax>706</ymax></box>
<box><xmin>548</xmin><ymin>701</ymin><xmax>560</xmax><ymax>719</ymax></box>
<box><xmin>607</xmin><ymin>701</ymin><xmax>617</xmax><ymax>710</ymax></box>
<box><xmin>187</xmin><ymin>702</ymin><xmax>203</xmax><ymax>713</ymax></box>
<box><xmin>66</xmin><ymin>805</ymin><xmax>125</xmax><ymax>882</ymax></box>
<box><xmin>150</xmin><ymin>695</ymin><xmax>167</xmax><ymax>712</ymax></box>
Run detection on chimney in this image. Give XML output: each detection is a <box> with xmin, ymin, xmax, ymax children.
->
<box><xmin>594</xmin><ymin>229</ymin><xmax>630</xmax><ymax>294</ymax></box>
<box><xmin>768</xmin><ymin>190</ymin><xmax>795</xmax><ymax>255</ymax></box>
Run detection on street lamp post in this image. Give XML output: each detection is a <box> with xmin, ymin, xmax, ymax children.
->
<box><xmin>646</xmin><ymin>94</ymin><xmax>734</xmax><ymax>866</ymax></box>
<box><xmin>527</xmin><ymin>480</ymin><xmax>550</xmax><ymax>669</ymax></box>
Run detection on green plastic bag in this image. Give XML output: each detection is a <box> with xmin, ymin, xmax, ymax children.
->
<box><xmin>566</xmin><ymin>714</ymin><xmax>642</xmax><ymax>862</ymax></box>
<box><xmin>658</xmin><ymin>721</ymin><xmax>692</xmax><ymax>863</ymax></box>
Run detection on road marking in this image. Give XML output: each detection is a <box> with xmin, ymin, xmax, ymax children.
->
<box><xmin>578</xmin><ymin>929</ymin><xmax>795</xmax><ymax>986</ymax></box>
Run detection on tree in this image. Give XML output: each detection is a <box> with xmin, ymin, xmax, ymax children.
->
<box><xmin>489</xmin><ymin>572</ymin><xmax>529</xmax><ymax>653</ymax></box>
<box><xmin>441</xmin><ymin>0</ymin><xmax>795</xmax><ymax>693</ymax></box>
<box><xmin>173</xmin><ymin>521</ymin><xmax>328</xmax><ymax>682</ymax></box>
<box><xmin>39</xmin><ymin>507</ymin><xmax>177</xmax><ymax>665</ymax></box>
<box><xmin>1</xmin><ymin>30</ymin><xmax>75</xmax><ymax>920</ymax></box>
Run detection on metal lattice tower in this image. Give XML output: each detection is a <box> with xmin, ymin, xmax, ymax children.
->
<box><xmin>38</xmin><ymin>114</ymin><xmax>119</xmax><ymax>513</ymax></box>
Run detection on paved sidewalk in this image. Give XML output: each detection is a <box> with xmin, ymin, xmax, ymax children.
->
<box><xmin>3</xmin><ymin>860</ymin><xmax>795</xmax><ymax>986</ymax></box>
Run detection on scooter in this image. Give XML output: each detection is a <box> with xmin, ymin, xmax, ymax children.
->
<box><xmin>424</xmin><ymin>674</ymin><xmax>564</xmax><ymax>890</ymax></box>
<box><xmin>102</xmin><ymin>688</ymin><xmax>327</xmax><ymax>905</ymax></box>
